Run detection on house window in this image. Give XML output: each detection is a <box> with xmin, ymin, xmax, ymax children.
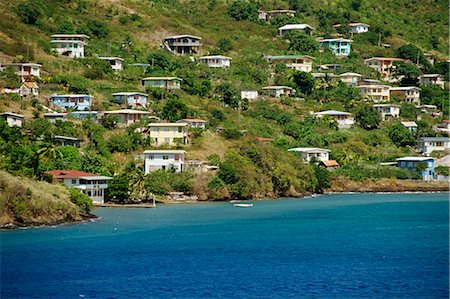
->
<box><xmin>163</xmin><ymin>155</ymin><xmax>169</xmax><ymax>160</ymax></box>
<box><xmin>72</xmin><ymin>179</ymin><xmax>76</xmax><ymax>184</ymax></box>
<box><xmin>149</xmin><ymin>155</ymin><xmax>154</xmax><ymax>160</ymax></box>
<box><xmin>164</xmin><ymin>127</ymin><xmax>170</xmax><ymax>132</ymax></box>
<box><xmin>178</xmin><ymin>127</ymin><xmax>183</xmax><ymax>133</ymax></box>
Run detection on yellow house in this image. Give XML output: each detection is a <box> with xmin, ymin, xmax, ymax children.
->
<box><xmin>146</xmin><ymin>123</ymin><xmax>188</xmax><ymax>146</ymax></box>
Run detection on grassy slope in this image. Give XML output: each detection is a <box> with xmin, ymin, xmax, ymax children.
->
<box><xmin>0</xmin><ymin>171</ymin><xmax>81</xmax><ymax>227</ymax></box>
<box><xmin>0</xmin><ymin>0</ymin><xmax>448</xmax><ymax>204</ymax></box>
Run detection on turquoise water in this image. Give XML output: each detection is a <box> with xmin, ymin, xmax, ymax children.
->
<box><xmin>1</xmin><ymin>193</ymin><xmax>449</xmax><ymax>298</ymax></box>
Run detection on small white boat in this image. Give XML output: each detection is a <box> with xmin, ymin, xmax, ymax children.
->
<box><xmin>233</xmin><ymin>203</ymin><xmax>253</xmax><ymax>208</ymax></box>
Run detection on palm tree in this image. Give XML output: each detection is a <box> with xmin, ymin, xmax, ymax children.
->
<box><xmin>36</xmin><ymin>142</ymin><xmax>63</xmax><ymax>167</ymax></box>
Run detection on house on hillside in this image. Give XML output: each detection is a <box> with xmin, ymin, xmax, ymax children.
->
<box><xmin>356</xmin><ymin>85</ymin><xmax>390</xmax><ymax>102</ymax></box>
<box><xmin>162</xmin><ymin>35</ymin><xmax>202</xmax><ymax>55</ymax></box>
<box><xmin>418</xmin><ymin>74</ymin><xmax>445</xmax><ymax>89</ymax></box>
<box><xmin>199</xmin><ymin>55</ymin><xmax>232</xmax><ymax>68</ymax></box>
<box><xmin>433</xmin><ymin>120</ymin><xmax>450</xmax><ymax>133</ymax></box>
<box><xmin>98</xmin><ymin>57</ymin><xmax>124</xmax><ymax>72</ymax></box>
<box><xmin>278</xmin><ymin>24</ymin><xmax>315</xmax><ymax>37</ymax></box>
<box><xmin>389</xmin><ymin>86</ymin><xmax>420</xmax><ymax>105</ymax></box>
<box><xmin>176</xmin><ymin>119</ymin><xmax>207</xmax><ymax>129</ymax></box>
<box><xmin>401</xmin><ymin>121</ymin><xmax>418</xmax><ymax>134</ymax></box>
<box><xmin>20</xmin><ymin>82</ymin><xmax>39</xmax><ymax>97</ymax></box>
<box><xmin>1</xmin><ymin>63</ymin><xmax>42</xmax><ymax>79</ymax></box>
<box><xmin>288</xmin><ymin>147</ymin><xmax>330</xmax><ymax>163</ymax></box>
<box><xmin>259</xmin><ymin>9</ymin><xmax>296</xmax><ymax>21</ymax></box>
<box><xmin>69</xmin><ymin>111</ymin><xmax>98</xmax><ymax>120</ymax></box>
<box><xmin>396</xmin><ymin>157</ymin><xmax>435</xmax><ymax>181</ymax></box>
<box><xmin>241</xmin><ymin>90</ymin><xmax>259</xmax><ymax>101</ymax></box>
<box><xmin>319</xmin><ymin>39</ymin><xmax>353</xmax><ymax>56</ymax></box>
<box><xmin>338</xmin><ymin>72</ymin><xmax>362</xmax><ymax>86</ymax></box>
<box><xmin>43</xmin><ymin>112</ymin><xmax>68</xmax><ymax>123</ymax></box>
<box><xmin>316</xmin><ymin>64</ymin><xmax>342</xmax><ymax>72</ymax></box>
<box><xmin>364</xmin><ymin>57</ymin><xmax>403</xmax><ymax>80</ymax></box>
<box><xmin>334</xmin><ymin>23</ymin><xmax>370</xmax><ymax>34</ymax></box>
<box><xmin>319</xmin><ymin>160</ymin><xmax>340</xmax><ymax>171</ymax></box>
<box><xmin>266</xmin><ymin>55</ymin><xmax>314</xmax><ymax>72</ymax></box>
<box><xmin>54</xmin><ymin>135</ymin><xmax>82</xmax><ymax>148</ymax></box>
<box><xmin>50</xmin><ymin>94</ymin><xmax>92</xmax><ymax>111</ymax></box>
<box><xmin>261</xmin><ymin>86</ymin><xmax>294</xmax><ymax>98</ymax></box>
<box><xmin>0</xmin><ymin>112</ymin><xmax>24</xmax><ymax>127</ymax></box>
<box><xmin>141</xmin><ymin>77</ymin><xmax>182</xmax><ymax>90</ymax></box>
<box><xmin>373</xmin><ymin>104</ymin><xmax>400</xmax><ymax>120</ymax></box>
<box><xmin>145</xmin><ymin>123</ymin><xmax>188</xmax><ymax>146</ymax></box>
<box><xmin>111</xmin><ymin>92</ymin><xmax>148</xmax><ymax>108</ymax></box>
<box><xmin>50</xmin><ymin>34</ymin><xmax>90</xmax><ymax>58</ymax></box>
<box><xmin>313</xmin><ymin>110</ymin><xmax>355</xmax><ymax>129</ymax></box>
<box><xmin>144</xmin><ymin>150</ymin><xmax>186</xmax><ymax>173</ymax></box>
<box><xmin>417</xmin><ymin>137</ymin><xmax>450</xmax><ymax>155</ymax></box>
<box><xmin>46</xmin><ymin>170</ymin><xmax>112</xmax><ymax>203</ymax></box>
<box><xmin>129</xmin><ymin>63</ymin><xmax>150</xmax><ymax>72</ymax></box>
<box><xmin>102</xmin><ymin>109</ymin><xmax>154</xmax><ymax>127</ymax></box>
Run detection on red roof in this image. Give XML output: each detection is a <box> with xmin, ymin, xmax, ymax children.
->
<box><xmin>257</xmin><ymin>137</ymin><xmax>273</xmax><ymax>142</ymax></box>
<box><xmin>46</xmin><ymin>170</ymin><xmax>99</xmax><ymax>179</ymax></box>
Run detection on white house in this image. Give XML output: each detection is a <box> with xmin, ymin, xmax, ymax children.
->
<box><xmin>373</xmin><ymin>104</ymin><xmax>400</xmax><ymax>120</ymax></box>
<box><xmin>259</xmin><ymin>9</ymin><xmax>296</xmax><ymax>21</ymax></box>
<box><xmin>176</xmin><ymin>119</ymin><xmax>207</xmax><ymax>129</ymax></box>
<box><xmin>144</xmin><ymin>150</ymin><xmax>186</xmax><ymax>173</ymax></box>
<box><xmin>50</xmin><ymin>34</ymin><xmax>90</xmax><ymax>58</ymax></box>
<box><xmin>418</xmin><ymin>74</ymin><xmax>445</xmax><ymax>89</ymax></box>
<box><xmin>417</xmin><ymin>137</ymin><xmax>450</xmax><ymax>155</ymax></box>
<box><xmin>266</xmin><ymin>55</ymin><xmax>314</xmax><ymax>72</ymax></box>
<box><xmin>1</xmin><ymin>63</ymin><xmax>42</xmax><ymax>80</ymax></box>
<box><xmin>43</xmin><ymin>112</ymin><xmax>68</xmax><ymax>123</ymax></box>
<box><xmin>313</xmin><ymin>110</ymin><xmax>355</xmax><ymax>129</ymax></box>
<box><xmin>46</xmin><ymin>170</ymin><xmax>112</xmax><ymax>203</ymax></box>
<box><xmin>389</xmin><ymin>86</ymin><xmax>421</xmax><ymax>105</ymax></box>
<box><xmin>99</xmin><ymin>57</ymin><xmax>124</xmax><ymax>72</ymax></box>
<box><xmin>401</xmin><ymin>121</ymin><xmax>418</xmax><ymax>134</ymax></box>
<box><xmin>288</xmin><ymin>147</ymin><xmax>330</xmax><ymax>162</ymax></box>
<box><xmin>20</xmin><ymin>82</ymin><xmax>39</xmax><ymax>97</ymax></box>
<box><xmin>348</xmin><ymin>23</ymin><xmax>370</xmax><ymax>34</ymax></box>
<box><xmin>199</xmin><ymin>55</ymin><xmax>232</xmax><ymax>68</ymax></box>
<box><xmin>278</xmin><ymin>24</ymin><xmax>315</xmax><ymax>37</ymax></box>
<box><xmin>111</xmin><ymin>92</ymin><xmax>148</xmax><ymax>108</ymax></box>
<box><xmin>0</xmin><ymin>112</ymin><xmax>24</xmax><ymax>127</ymax></box>
<box><xmin>261</xmin><ymin>86</ymin><xmax>295</xmax><ymax>97</ymax></box>
<box><xmin>241</xmin><ymin>90</ymin><xmax>259</xmax><ymax>101</ymax></box>
<box><xmin>338</xmin><ymin>72</ymin><xmax>362</xmax><ymax>86</ymax></box>
<box><xmin>356</xmin><ymin>85</ymin><xmax>390</xmax><ymax>102</ymax></box>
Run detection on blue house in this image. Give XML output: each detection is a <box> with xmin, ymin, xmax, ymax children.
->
<box><xmin>50</xmin><ymin>94</ymin><xmax>92</xmax><ymax>111</ymax></box>
<box><xmin>319</xmin><ymin>39</ymin><xmax>353</xmax><ymax>56</ymax></box>
<box><xmin>396</xmin><ymin>157</ymin><xmax>435</xmax><ymax>181</ymax></box>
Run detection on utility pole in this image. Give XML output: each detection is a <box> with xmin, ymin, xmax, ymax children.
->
<box><xmin>378</xmin><ymin>33</ymin><xmax>381</xmax><ymax>47</ymax></box>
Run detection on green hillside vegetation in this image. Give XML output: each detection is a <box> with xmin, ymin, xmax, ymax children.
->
<box><xmin>0</xmin><ymin>0</ymin><xmax>449</xmax><ymax>206</ymax></box>
<box><xmin>0</xmin><ymin>170</ymin><xmax>93</xmax><ymax>227</ymax></box>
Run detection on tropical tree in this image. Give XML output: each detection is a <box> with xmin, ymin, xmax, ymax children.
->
<box><xmin>291</xmin><ymin>71</ymin><xmax>315</xmax><ymax>95</ymax></box>
<box><xmin>355</xmin><ymin>106</ymin><xmax>380</xmax><ymax>130</ymax></box>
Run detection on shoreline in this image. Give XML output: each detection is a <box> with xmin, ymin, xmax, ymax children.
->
<box><xmin>2</xmin><ymin>187</ymin><xmax>448</xmax><ymax>230</ymax></box>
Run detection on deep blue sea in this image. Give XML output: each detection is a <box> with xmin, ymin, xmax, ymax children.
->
<box><xmin>1</xmin><ymin>193</ymin><xmax>449</xmax><ymax>298</ymax></box>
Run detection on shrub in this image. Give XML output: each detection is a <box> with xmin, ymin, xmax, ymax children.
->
<box><xmin>69</xmin><ymin>188</ymin><xmax>93</xmax><ymax>214</ymax></box>
<box><xmin>228</xmin><ymin>1</ymin><xmax>258</xmax><ymax>21</ymax></box>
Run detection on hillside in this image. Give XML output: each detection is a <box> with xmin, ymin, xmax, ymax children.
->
<box><xmin>0</xmin><ymin>170</ymin><xmax>83</xmax><ymax>227</ymax></box>
<box><xmin>0</xmin><ymin>0</ymin><xmax>449</xmax><ymax>206</ymax></box>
